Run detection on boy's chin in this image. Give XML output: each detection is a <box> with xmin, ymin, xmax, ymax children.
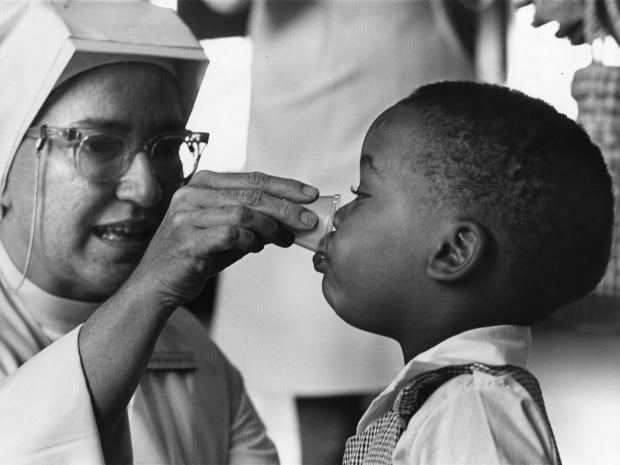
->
<box><xmin>322</xmin><ymin>283</ymin><xmax>385</xmax><ymax>336</ymax></box>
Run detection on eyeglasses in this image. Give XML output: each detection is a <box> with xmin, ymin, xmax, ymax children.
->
<box><xmin>25</xmin><ymin>125</ymin><xmax>209</xmax><ymax>184</ymax></box>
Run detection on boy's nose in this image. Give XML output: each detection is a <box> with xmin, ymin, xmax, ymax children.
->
<box><xmin>116</xmin><ymin>151</ymin><xmax>162</xmax><ymax>207</ymax></box>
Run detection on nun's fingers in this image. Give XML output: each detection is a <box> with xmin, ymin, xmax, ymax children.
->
<box><xmin>172</xmin><ymin>207</ymin><xmax>288</xmax><ymax>252</ymax></box>
<box><xmin>177</xmin><ymin>171</ymin><xmax>320</xmax><ymax>234</ymax></box>
<box><xmin>189</xmin><ymin>170</ymin><xmax>319</xmax><ymax>205</ymax></box>
<box><xmin>178</xmin><ymin>204</ymin><xmax>296</xmax><ymax>248</ymax></box>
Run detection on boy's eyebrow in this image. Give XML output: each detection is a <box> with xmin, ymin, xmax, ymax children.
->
<box><xmin>360</xmin><ymin>154</ymin><xmax>384</xmax><ymax>179</ymax></box>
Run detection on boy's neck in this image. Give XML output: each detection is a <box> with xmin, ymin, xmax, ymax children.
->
<box><xmin>397</xmin><ymin>313</ymin><xmax>493</xmax><ymax>364</ymax></box>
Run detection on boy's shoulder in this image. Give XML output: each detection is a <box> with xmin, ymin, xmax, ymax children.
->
<box><xmin>396</xmin><ymin>367</ymin><xmax>559</xmax><ymax>464</ymax></box>
<box><xmin>413</xmin><ymin>364</ymin><xmax>538</xmax><ymax>412</ymax></box>
<box><xmin>399</xmin><ymin>363</ymin><xmax>543</xmax><ymax>429</ymax></box>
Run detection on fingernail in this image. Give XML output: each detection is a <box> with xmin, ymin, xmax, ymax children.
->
<box><xmin>301</xmin><ymin>209</ymin><xmax>318</xmax><ymax>227</ymax></box>
<box><xmin>303</xmin><ymin>185</ymin><xmax>319</xmax><ymax>197</ymax></box>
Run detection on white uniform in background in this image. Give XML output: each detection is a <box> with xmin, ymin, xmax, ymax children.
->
<box><xmin>211</xmin><ymin>1</ymin><xmax>474</xmax><ymax>462</ymax></box>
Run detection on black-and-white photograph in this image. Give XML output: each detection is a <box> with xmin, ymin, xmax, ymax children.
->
<box><xmin>0</xmin><ymin>1</ymin><xmax>618</xmax><ymax>464</ymax></box>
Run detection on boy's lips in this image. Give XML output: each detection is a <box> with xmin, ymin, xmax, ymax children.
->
<box><xmin>312</xmin><ymin>252</ymin><xmax>327</xmax><ymax>273</ymax></box>
<box><xmin>313</xmin><ymin>231</ymin><xmax>334</xmax><ymax>272</ymax></box>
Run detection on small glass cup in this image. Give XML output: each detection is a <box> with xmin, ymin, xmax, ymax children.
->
<box><xmin>294</xmin><ymin>194</ymin><xmax>340</xmax><ymax>253</ymax></box>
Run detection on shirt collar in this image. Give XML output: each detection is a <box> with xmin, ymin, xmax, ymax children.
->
<box><xmin>0</xmin><ymin>238</ymin><xmax>99</xmax><ymax>340</ymax></box>
<box><xmin>357</xmin><ymin>325</ymin><xmax>531</xmax><ymax>432</ymax></box>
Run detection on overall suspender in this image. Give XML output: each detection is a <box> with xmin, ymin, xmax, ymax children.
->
<box><xmin>342</xmin><ymin>363</ymin><xmax>562</xmax><ymax>465</ymax></box>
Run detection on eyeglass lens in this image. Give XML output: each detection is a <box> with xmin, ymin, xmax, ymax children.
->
<box><xmin>79</xmin><ymin>134</ymin><xmax>127</xmax><ymax>181</ymax></box>
<box><xmin>151</xmin><ymin>136</ymin><xmax>200</xmax><ymax>181</ymax></box>
<box><xmin>77</xmin><ymin>134</ymin><xmax>203</xmax><ymax>182</ymax></box>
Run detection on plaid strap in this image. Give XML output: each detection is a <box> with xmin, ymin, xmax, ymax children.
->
<box><xmin>342</xmin><ymin>363</ymin><xmax>561</xmax><ymax>465</ymax></box>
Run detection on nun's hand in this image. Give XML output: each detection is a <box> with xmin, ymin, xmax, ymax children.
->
<box><xmin>130</xmin><ymin>170</ymin><xmax>319</xmax><ymax>308</ymax></box>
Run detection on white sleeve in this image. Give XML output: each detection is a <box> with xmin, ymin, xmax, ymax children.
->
<box><xmin>228</xmin><ymin>387</ymin><xmax>279</xmax><ymax>465</ymax></box>
<box><xmin>0</xmin><ymin>326</ymin><xmax>105</xmax><ymax>465</ymax></box>
<box><xmin>394</xmin><ymin>371</ymin><xmax>560</xmax><ymax>465</ymax></box>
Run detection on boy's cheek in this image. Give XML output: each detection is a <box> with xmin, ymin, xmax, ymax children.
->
<box><xmin>320</xmin><ymin>277</ymin><xmax>338</xmax><ymax>311</ymax></box>
<box><xmin>323</xmin><ymin>286</ymin><xmax>358</xmax><ymax>327</ymax></box>
<box><xmin>323</xmin><ymin>266</ymin><xmax>363</xmax><ymax>316</ymax></box>
<box><xmin>321</xmin><ymin>259</ymin><xmax>353</xmax><ymax>303</ymax></box>
<box><xmin>320</xmin><ymin>273</ymin><xmax>348</xmax><ymax>319</ymax></box>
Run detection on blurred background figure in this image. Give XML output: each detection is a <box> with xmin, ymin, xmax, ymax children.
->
<box><xmin>511</xmin><ymin>2</ymin><xmax>620</xmax><ymax>465</ymax></box>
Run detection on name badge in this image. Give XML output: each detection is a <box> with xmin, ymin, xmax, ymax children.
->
<box><xmin>148</xmin><ymin>350</ymin><xmax>197</xmax><ymax>371</ymax></box>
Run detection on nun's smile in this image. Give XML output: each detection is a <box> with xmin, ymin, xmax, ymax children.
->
<box><xmin>0</xmin><ymin>63</ymin><xmax>184</xmax><ymax>302</ymax></box>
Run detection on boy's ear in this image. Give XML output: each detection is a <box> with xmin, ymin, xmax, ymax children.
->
<box><xmin>426</xmin><ymin>221</ymin><xmax>487</xmax><ymax>282</ymax></box>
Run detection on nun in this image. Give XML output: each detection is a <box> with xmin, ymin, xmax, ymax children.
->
<box><xmin>0</xmin><ymin>2</ymin><xmax>318</xmax><ymax>463</ymax></box>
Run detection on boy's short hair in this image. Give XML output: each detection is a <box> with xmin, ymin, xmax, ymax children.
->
<box><xmin>397</xmin><ymin>81</ymin><xmax>614</xmax><ymax>321</ymax></box>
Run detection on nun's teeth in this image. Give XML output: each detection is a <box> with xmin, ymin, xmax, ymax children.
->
<box><xmin>103</xmin><ymin>229</ymin><xmax>124</xmax><ymax>241</ymax></box>
<box><xmin>101</xmin><ymin>227</ymin><xmax>142</xmax><ymax>240</ymax></box>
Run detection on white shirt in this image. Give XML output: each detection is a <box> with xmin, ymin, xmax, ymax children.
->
<box><xmin>0</xmin><ymin>241</ymin><xmax>278</xmax><ymax>465</ymax></box>
<box><xmin>356</xmin><ymin>326</ymin><xmax>560</xmax><ymax>465</ymax></box>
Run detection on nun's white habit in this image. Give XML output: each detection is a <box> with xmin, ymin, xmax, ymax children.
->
<box><xmin>0</xmin><ymin>2</ymin><xmax>277</xmax><ymax>464</ymax></box>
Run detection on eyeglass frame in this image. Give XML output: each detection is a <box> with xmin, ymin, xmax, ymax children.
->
<box><xmin>24</xmin><ymin>125</ymin><xmax>210</xmax><ymax>184</ymax></box>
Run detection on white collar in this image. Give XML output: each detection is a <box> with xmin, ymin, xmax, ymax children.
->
<box><xmin>357</xmin><ymin>325</ymin><xmax>531</xmax><ymax>432</ymax></box>
<box><xmin>0</xmin><ymin>238</ymin><xmax>99</xmax><ymax>340</ymax></box>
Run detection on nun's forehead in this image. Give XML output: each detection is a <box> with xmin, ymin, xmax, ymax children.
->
<box><xmin>35</xmin><ymin>62</ymin><xmax>183</xmax><ymax>125</ymax></box>
<box><xmin>0</xmin><ymin>1</ymin><xmax>208</xmax><ymax>195</ymax></box>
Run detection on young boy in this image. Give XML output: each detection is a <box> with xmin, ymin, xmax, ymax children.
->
<box><xmin>313</xmin><ymin>81</ymin><xmax>614</xmax><ymax>465</ymax></box>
